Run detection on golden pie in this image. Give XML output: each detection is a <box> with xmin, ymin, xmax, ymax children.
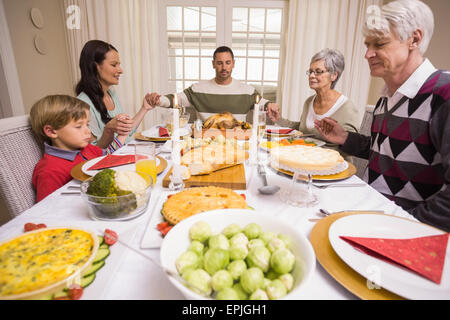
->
<box><xmin>161</xmin><ymin>187</ymin><xmax>248</xmax><ymax>225</ymax></box>
<box><xmin>0</xmin><ymin>228</ymin><xmax>98</xmax><ymax>299</ymax></box>
<box><xmin>270</xmin><ymin>145</ymin><xmax>345</xmax><ymax>173</ymax></box>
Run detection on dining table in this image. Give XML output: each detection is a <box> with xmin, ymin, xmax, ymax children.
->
<box><xmin>0</xmin><ymin>137</ymin><xmax>418</xmax><ymax>300</ymax></box>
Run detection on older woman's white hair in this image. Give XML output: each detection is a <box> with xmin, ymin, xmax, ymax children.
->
<box><xmin>363</xmin><ymin>0</ymin><xmax>434</xmax><ymax>54</ymax></box>
<box><xmin>311</xmin><ymin>48</ymin><xmax>345</xmax><ymax>89</ymax></box>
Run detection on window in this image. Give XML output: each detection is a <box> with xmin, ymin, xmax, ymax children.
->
<box><xmin>159</xmin><ymin>0</ymin><xmax>287</xmax><ymax>102</ymax></box>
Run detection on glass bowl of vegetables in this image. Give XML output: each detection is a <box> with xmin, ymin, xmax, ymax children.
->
<box><xmin>160</xmin><ymin>209</ymin><xmax>316</xmax><ymax>300</ymax></box>
<box><xmin>81</xmin><ymin>169</ymin><xmax>153</xmax><ymax>221</ymax></box>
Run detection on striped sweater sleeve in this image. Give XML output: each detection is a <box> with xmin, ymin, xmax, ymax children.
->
<box><xmin>106</xmin><ymin>137</ymin><xmax>123</xmax><ymax>154</ymax></box>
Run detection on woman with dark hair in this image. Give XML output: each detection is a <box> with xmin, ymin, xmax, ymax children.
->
<box><xmin>76</xmin><ymin>40</ymin><xmax>153</xmax><ymax>152</ymax></box>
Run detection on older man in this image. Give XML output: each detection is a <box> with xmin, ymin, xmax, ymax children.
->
<box><xmin>315</xmin><ymin>0</ymin><xmax>450</xmax><ymax>232</ymax></box>
<box><xmin>148</xmin><ymin>46</ymin><xmax>280</xmax><ymax>123</ymax></box>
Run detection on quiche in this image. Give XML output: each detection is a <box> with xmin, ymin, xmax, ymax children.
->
<box><xmin>161</xmin><ymin>187</ymin><xmax>248</xmax><ymax>225</ymax></box>
<box><xmin>0</xmin><ymin>228</ymin><xmax>98</xmax><ymax>299</ymax></box>
<box><xmin>270</xmin><ymin>145</ymin><xmax>345</xmax><ymax>174</ymax></box>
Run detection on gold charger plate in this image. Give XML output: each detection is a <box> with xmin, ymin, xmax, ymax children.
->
<box><xmin>135</xmin><ymin>132</ymin><xmax>170</xmax><ymax>142</ymax></box>
<box><xmin>271</xmin><ymin>161</ymin><xmax>357</xmax><ymax>181</ymax></box>
<box><xmin>309</xmin><ymin>211</ymin><xmax>404</xmax><ymax>300</ymax></box>
<box><xmin>70</xmin><ymin>156</ymin><xmax>168</xmax><ymax>182</ymax></box>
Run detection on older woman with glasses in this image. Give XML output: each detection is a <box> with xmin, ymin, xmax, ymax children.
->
<box><xmin>276</xmin><ymin>49</ymin><xmax>359</xmax><ymax>158</ymax></box>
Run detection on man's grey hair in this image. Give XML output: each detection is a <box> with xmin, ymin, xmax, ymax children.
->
<box><xmin>362</xmin><ymin>0</ymin><xmax>434</xmax><ymax>54</ymax></box>
<box><xmin>311</xmin><ymin>48</ymin><xmax>345</xmax><ymax>89</ymax></box>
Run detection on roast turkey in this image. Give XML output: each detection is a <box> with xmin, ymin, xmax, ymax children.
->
<box><xmin>202</xmin><ymin>112</ymin><xmax>251</xmax><ymax>130</ymax></box>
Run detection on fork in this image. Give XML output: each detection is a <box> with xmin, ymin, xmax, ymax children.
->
<box><xmin>312</xmin><ymin>183</ymin><xmax>366</xmax><ymax>189</ymax></box>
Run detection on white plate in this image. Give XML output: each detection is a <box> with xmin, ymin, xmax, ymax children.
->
<box><xmin>81</xmin><ymin>154</ymin><xmax>160</xmax><ymax>177</ymax></box>
<box><xmin>328</xmin><ymin>214</ymin><xmax>450</xmax><ymax>300</ymax></box>
<box><xmin>141</xmin><ymin>126</ymin><xmax>191</xmax><ymax>139</ymax></box>
<box><xmin>265</xmin><ymin>125</ymin><xmax>299</xmax><ymax>137</ymax></box>
<box><xmin>0</xmin><ymin>219</ymin><xmax>138</xmax><ymax>300</ymax></box>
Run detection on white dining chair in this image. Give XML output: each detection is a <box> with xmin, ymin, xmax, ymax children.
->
<box><xmin>0</xmin><ymin>115</ymin><xmax>42</xmax><ymax>222</ymax></box>
<box><xmin>353</xmin><ymin>105</ymin><xmax>375</xmax><ymax>178</ymax></box>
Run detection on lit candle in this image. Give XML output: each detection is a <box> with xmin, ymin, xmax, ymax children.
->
<box><xmin>250</xmin><ymin>95</ymin><xmax>260</xmax><ymax>165</ymax></box>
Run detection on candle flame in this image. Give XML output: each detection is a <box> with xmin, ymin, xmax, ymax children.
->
<box><xmin>256</xmin><ymin>95</ymin><xmax>260</xmax><ymax>104</ymax></box>
<box><xmin>173</xmin><ymin>95</ymin><xmax>178</xmax><ymax>108</ymax></box>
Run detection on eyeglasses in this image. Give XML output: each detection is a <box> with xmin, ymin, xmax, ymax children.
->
<box><xmin>306</xmin><ymin>69</ymin><xmax>328</xmax><ymax>76</ymax></box>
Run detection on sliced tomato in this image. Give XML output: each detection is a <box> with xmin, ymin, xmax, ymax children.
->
<box><xmin>104</xmin><ymin>229</ymin><xmax>118</xmax><ymax>246</ymax></box>
<box><xmin>156</xmin><ymin>222</ymin><xmax>169</xmax><ymax>231</ymax></box>
<box><xmin>24</xmin><ymin>223</ymin><xmax>37</xmax><ymax>232</ymax></box>
<box><xmin>67</xmin><ymin>284</ymin><xmax>83</xmax><ymax>300</ymax></box>
<box><xmin>240</xmin><ymin>194</ymin><xmax>246</xmax><ymax>200</ymax></box>
<box><xmin>24</xmin><ymin>223</ymin><xmax>47</xmax><ymax>232</ymax></box>
<box><xmin>161</xmin><ymin>225</ymin><xmax>173</xmax><ymax>236</ymax></box>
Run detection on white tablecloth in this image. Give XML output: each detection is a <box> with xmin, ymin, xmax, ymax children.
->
<box><xmin>0</xmin><ymin>142</ymin><xmax>415</xmax><ymax>300</ymax></box>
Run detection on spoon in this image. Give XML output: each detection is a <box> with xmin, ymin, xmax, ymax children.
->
<box><xmin>257</xmin><ymin>165</ymin><xmax>280</xmax><ymax>195</ymax></box>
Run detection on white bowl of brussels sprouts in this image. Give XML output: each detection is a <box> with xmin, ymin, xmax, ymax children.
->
<box><xmin>160</xmin><ymin>209</ymin><xmax>316</xmax><ymax>300</ymax></box>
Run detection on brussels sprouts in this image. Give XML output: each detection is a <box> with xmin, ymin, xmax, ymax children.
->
<box><xmin>243</xmin><ymin>223</ymin><xmax>262</xmax><ymax>240</ymax></box>
<box><xmin>189</xmin><ymin>221</ymin><xmax>212</xmax><ymax>243</ymax></box>
<box><xmin>246</xmin><ymin>246</ymin><xmax>271</xmax><ymax>272</ymax></box>
<box><xmin>249</xmin><ymin>289</ymin><xmax>269</xmax><ymax>300</ymax></box>
<box><xmin>279</xmin><ymin>273</ymin><xmax>294</xmax><ymax>292</ymax></box>
<box><xmin>189</xmin><ymin>240</ymin><xmax>204</xmax><ymax>256</ymax></box>
<box><xmin>211</xmin><ymin>270</ymin><xmax>233</xmax><ymax>292</ymax></box>
<box><xmin>216</xmin><ymin>287</ymin><xmax>239</xmax><ymax>300</ymax></box>
<box><xmin>229</xmin><ymin>232</ymin><xmax>249</xmax><ymax>247</ymax></box>
<box><xmin>184</xmin><ymin>269</ymin><xmax>212</xmax><ymax>296</ymax></box>
<box><xmin>247</xmin><ymin>239</ymin><xmax>265</xmax><ymax>250</ymax></box>
<box><xmin>176</xmin><ymin>251</ymin><xmax>200</xmax><ymax>275</ymax></box>
<box><xmin>259</xmin><ymin>231</ymin><xmax>276</xmax><ymax>245</ymax></box>
<box><xmin>204</xmin><ymin>248</ymin><xmax>230</xmax><ymax>275</ymax></box>
<box><xmin>265</xmin><ymin>269</ymin><xmax>280</xmax><ymax>280</ymax></box>
<box><xmin>222</xmin><ymin>223</ymin><xmax>242</xmax><ymax>239</ymax></box>
<box><xmin>229</xmin><ymin>244</ymin><xmax>248</xmax><ymax>261</ymax></box>
<box><xmin>262</xmin><ymin>278</ymin><xmax>271</xmax><ymax>290</ymax></box>
<box><xmin>181</xmin><ymin>268</ymin><xmax>196</xmax><ymax>281</ymax></box>
<box><xmin>267</xmin><ymin>237</ymin><xmax>286</xmax><ymax>253</ymax></box>
<box><xmin>266</xmin><ymin>279</ymin><xmax>287</xmax><ymax>300</ymax></box>
<box><xmin>277</xmin><ymin>234</ymin><xmax>293</xmax><ymax>249</ymax></box>
<box><xmin>232</xmin><ymin>283</ymin><xmax>248</xmax><ymax>300</ymax></box>
<box><xmin>270</xmin><ymin>249</ymin><xmax>295</xmax><ymax>274</ymax></box>
<box><xmin>240</xmin><ymin>267</ymin><xmax>264</xmax><ymax>294</ymax></box>
<box><xmin>227</xmin><ymin>260</ymin><xmax>247</xmax><ymax>280</ymax></box>
<box><xmin>209</xmin><ymin>234</ymin><xmax>230</xmax><ymax>250</ymax></box>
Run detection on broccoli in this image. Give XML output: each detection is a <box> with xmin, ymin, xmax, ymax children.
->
<box><xmin>86</xmin><ymin>169</ymin><xmax>137</xmax><ymax>217</ymax></box>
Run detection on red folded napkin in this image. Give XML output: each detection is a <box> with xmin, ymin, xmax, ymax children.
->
<box><xmin>266</xmin><ymin>128</ymin><xmax>294</xmax><ymax>134</ymax></box>
<box><xmin>340</xmin><ymin>234</ymin><xmax>449</xmax><ymax>284</ymax></box>
<box><xmin>88</xmin><ymin>155</ymin><xmax>136</xmax><ymax>170</ymax></box>
<box><xmin>159</xmin><ymin>127</ymin><xmax>169</xmax><ymax>137</ymax></box>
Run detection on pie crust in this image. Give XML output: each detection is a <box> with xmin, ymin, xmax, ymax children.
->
<box><xmin>161</xmin><ymin>187</ymin><xmax>248</xmax><ymax>225</ymax></box>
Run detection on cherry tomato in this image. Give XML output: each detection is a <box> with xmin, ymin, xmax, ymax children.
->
<box><xmin>161</xmin><ymin>225</ymin><xmax>173</xmax><ymax>236</ymax></box>
<box><xmin>240</xmin><ymin>194</ymin><xmax>246</xmax><ymax>200</ymax></box>
<box><xmin>68</xmin><ymin>284</ymin><xmax>83</xmax><ymax>300</ymax></box>
<box><xmin>24</xmin><ymin>223</ymin><xmax>47</xmax><ymax>232</ymax></box>
<box><xmin>156</xmin><ymin>222</ymin><xmax>169</xmax><ymax>231</ymax></box>
<box><xmin>104</xmin><ymin>229</ymin><xmax>118</xmax><ymax>246</ymax></box>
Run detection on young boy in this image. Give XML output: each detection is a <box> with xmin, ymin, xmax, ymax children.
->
<box><xmin>31</xmin><ymin>95</ymin><xmax>105</xmax><ymax>202</ymax></box>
